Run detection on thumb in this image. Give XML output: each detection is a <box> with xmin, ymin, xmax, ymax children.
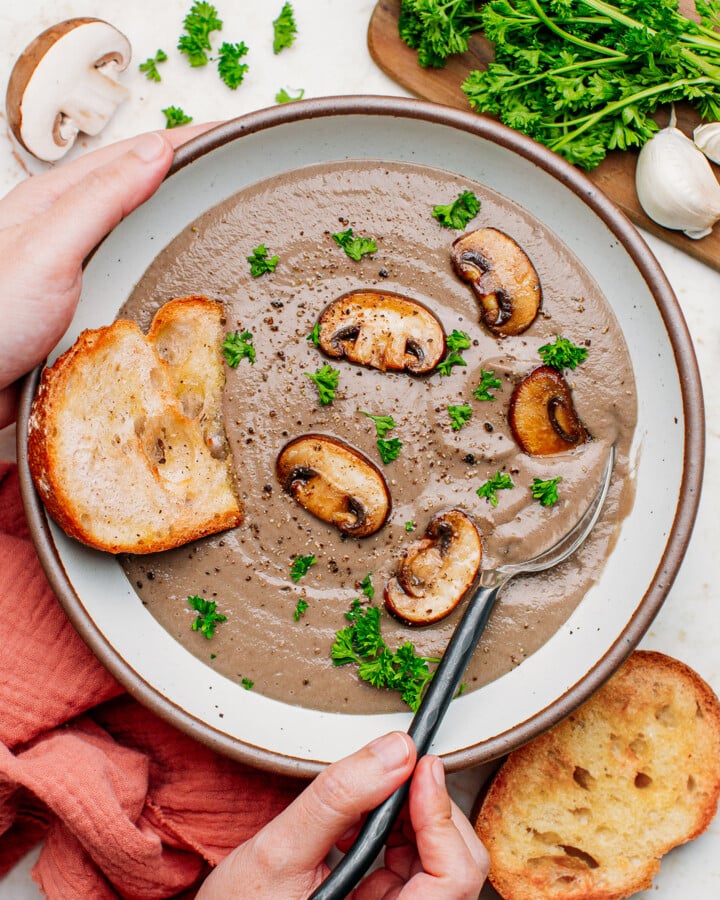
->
<box><xmin>36</xmin><ymin>131</ymin><xmax>174</xmax><ymax>268</ymax></box>
<box><xmin>252</xmin><ymin>732</ymin><xmax>416</xmax><ymax>875</ymax></box>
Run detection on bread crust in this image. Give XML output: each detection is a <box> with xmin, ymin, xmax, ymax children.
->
<box><xmin>474</xmin><ymin>650</ymin><xmax>720</xmax><ymax>900</ymax></box>
<box><xmin>27</xmin><ymin>295</ymin><xmax>242</xmax><ymax>554</ymax></box>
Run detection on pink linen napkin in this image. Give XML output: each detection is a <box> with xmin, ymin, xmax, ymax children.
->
<box><xmin>0</xmin><ymin>461</ymin><xmax>304</xmax><ymax>898</ymax></box>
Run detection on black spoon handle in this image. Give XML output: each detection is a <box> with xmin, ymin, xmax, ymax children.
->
<box><xmin>309</xmin><ymin>579</ymin><xmax>503</xmax><ymax>900</ymax></box>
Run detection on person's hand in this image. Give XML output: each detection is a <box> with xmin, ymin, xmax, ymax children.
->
<box><xmin>0</xmin><ymin>124</ymin><xmax>215</xmax><ymax>428</ymax></box>
<box><xmin>197</xmin><ymin>732</ymin><xmax>489</xmax><ymax>899</ymax></box>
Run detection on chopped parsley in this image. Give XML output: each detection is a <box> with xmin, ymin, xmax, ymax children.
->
<box><xmin>187</xmin><ymin>594</ymin><xmax>227</xmax><ymax>639</ymax></box>
<box><xmin>217</xmin><ymin>41</ymin><xmax>249</xmax><ymax>89</ymax></box>
<box><xmin>162</xmin><ymin>106</ymin><xmax>193</xmax><ymax>128</ymax></box>
<box><xmin>332</xmin><ymin>600</ymin><xmax>440</xmax><ymax>711</ymax></box>
<box><xmin>472</xmin><ymin>369</ymin><xmax>502</xmax><ymax>401</ymax></box>
<box><xmin>178</xmin><ymin>1</ymin><xmax>223</xmax><ymax>67</ymax></box>
<box><xmin>293</xmin><ymin>598</ymin><xmax>309</xmax><ymax>621</ymax></box>
<box><xmin>377</xmin><ymin>438</ymin><xmax>403</xmax><ymax>464</ymax></box>
<box><xmin>139</xmin><ymin>49</ymin><xmax>168</xmax><ymax>82</ymax></box>
<box><xmin>305</xmin><ymin>363</ymin><xmax>340</xmax><ymax>405</ymax></box>
<box><xmin>531</xmin><ymin>476</ymin><xmax>563</xmax><ymax>507</ymax></box>
<box><xmin>241</xmin><ymin>677</ymin><xmax>254</xmax><ymax>690</ymax></box>
<box><xmin>247</xmin><ymin>244</ymin><xmax>279</xmax><ymax>277</ymax></box>
<box><xmin>359</xmin><ymin>573</ymin><xmax>375</xmax><ymax>601</ymax></box>
<box><xmin>361</xmin><ymin>412</ymin><xmax>396</xmax><ymax>439</ymax></box>
<box><xmin>476</xmin><ymin>471</ymin><xmax>515</xmax><ymax>507</ymax></box>
<box><xmin>307</xmin><ymin>322</ymin><xmax>321</xmax><ymax>346</ymax></box>
<box><xmin>405</xmin><ymin>520</ymin><xmax>416</xmax><ymax>532</ymax></box>
<box><xmin>290</xmin><ymin>554</ymin><xmax>316</xmax><ymax>583</ymax></box>
<box><xmin>276</xmin><ymin>86</ymin><xmax>305</xmax><ymax>103</ymax></box>
<box><xmin>436</xmin><ymin>329</ymin><xmax>471</xmax><ymax>376</ymax></box>
<box><xmin>432</xmin><ymin>190</ymin><xmax>481</xmax><ymax>229</ymax></box>
<box><xmin>538</xmin><ymin>336</ymin><xmax>589</xmax><ymax>371</ymax></box>
<box><xmin>273</xmin><ymin>1</ymin><xmax>298</xmax><ymax>53</ymax></box>
<box><xmin>448</xmin><ymin>403</ymin><xmax>473</xmax><ymax>431</ymax></box>
<box><xmin>222</xmin><ymin>330</ymin><xmax>255</xmax><ymax>367</ymax></box>
<box><xmin>332</xmin><ymin>227</ymin><xmax>377</xmax><ymax>261</ymax></box>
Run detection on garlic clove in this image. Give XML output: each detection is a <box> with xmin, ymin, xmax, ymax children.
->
<box><xmin>635</xmin><ymin>125</ymin><xmax>720</xmax><ymax>240</ymax></box>
<box><xmin>694</xmin><ymin>122</ymin><xmax>720</xmax><ymax>165</ymax></box>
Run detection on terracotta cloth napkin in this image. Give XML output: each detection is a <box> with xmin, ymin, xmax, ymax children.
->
<box><xmin>0</xmin><ymin>461</ymin><xmax>305</xmax><ymax>898</ymax></box>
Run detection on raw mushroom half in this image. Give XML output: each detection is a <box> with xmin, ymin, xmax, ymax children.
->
<box><xmin>276</xmin><ymin>434</ymin><xmax>391</xmax><ymax>537</ymax></box>
<box><xmin>451</xmin><ymin>228</ymin><xmax>542</xmax><ymax>336</ymax></box>
<box><xmin>509</xmin><ymin>366</ymin><xmax>588</xmax><ymax>455</ymax></box>
<box><xmin>385</xmin><ymin>510</ymin><xmax>483</xmax><ymax>625</ymax></box>
<box><xmin>316</xmin><ymin>290</ymin><xmax>446</xmax><ymax>373</ymax></box>
<box><xmin>6</xmin><ymin>18</ymin><xmax>131</xmax><ymax>162</ymax></box>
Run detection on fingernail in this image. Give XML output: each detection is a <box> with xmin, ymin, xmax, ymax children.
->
<box><xmin>431</xmin><ymin>756</ymin><xmax>446</xmax><ymax>788</ymax></box>
<box><xmin>132</xmin><ymin>132</ymin><xmax>169</xmax><ymax>162</ymax></box>
<box><xmin>368</xmin><ymin>732</ymin><xmax>411</xmax><ymax>771</ymax></box>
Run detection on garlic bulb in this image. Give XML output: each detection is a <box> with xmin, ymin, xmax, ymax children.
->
<box><xmin>694</xmin><ymin>122</ymin><xmax>720</xmax><ymax>165</ymax></box>
<box><xmin>635</xmin><ymin>125</ymin><xmax>720</xmax><ymax>240</ymax></box>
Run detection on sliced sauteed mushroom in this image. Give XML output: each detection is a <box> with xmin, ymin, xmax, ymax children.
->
<box><xmin>316</xmin><ymin>290</ymin><xmax>445</xmax><ymax>373</ymax></box>
<box><xmin>6</xmin><ymin>18</ymin><xmax>131</xmax><ymax>162</ymax></box>
<box><xmin>451</xmin><ymin>228</ymin><xmax>541</xmax><ymax>336</ymax></box>
<box><xmin>276</xmin><ymin>434</ymin><xmax>390</xmax><ymax>537</ymax></box>
<box><xmin>385</xmin><ymin>510</ymin><xmax>483</xmax><ymax>625</ymax></box>
<box><xmin>509</xmin><ymin>366</ymin><xmax>588</xmax><ymax>455</ymax></box>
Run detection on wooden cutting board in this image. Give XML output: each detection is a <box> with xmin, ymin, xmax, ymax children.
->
<box><xmin>368</xmin><ymin>0</ymin><xmax>720</xmax><ymax>272</ymax></box>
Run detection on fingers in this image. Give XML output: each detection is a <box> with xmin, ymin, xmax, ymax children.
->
<box><xmin>251</xmin><ymin>732</ymin><xmax>416</xmax><ymax>876</ymax></box>
<box><xmin>400</xmin><ymin>756</ymin><xmax>489</xmax><ymax>898</ymax></box>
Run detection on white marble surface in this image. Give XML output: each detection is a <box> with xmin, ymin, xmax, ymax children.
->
<box><xmin>1</xmin><ymin>1</ymin><xmax>719</xmax><ymax>897</ymax></box>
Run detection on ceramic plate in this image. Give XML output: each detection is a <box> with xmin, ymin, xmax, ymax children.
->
<box><xmin>18</xmin><ymin>97</ymin><xmax>703</xmax><ymax>777</ymax></box>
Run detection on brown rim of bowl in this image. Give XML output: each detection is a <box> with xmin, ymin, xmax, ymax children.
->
<box><xmin>17</xmin><ymin>95</ymin><xmax>705</xmax><ymax>778</ymax></box>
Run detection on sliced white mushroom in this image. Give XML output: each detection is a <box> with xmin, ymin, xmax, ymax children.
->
<box><xmin>276</xmin><ymin>434</ymin><xmax>391</xmax><ymax>537</ymax></box>
<box><xmin>317</xmin><ymin>290</ymin><xmax>446</xmax><ymax>373</ymax></box>
<box><xmin>6</xmin><ymin>18</ymin><xmax>131</xmax><ymax>162</ymax></box>
<box><xmin>385</xmin><ymin>509</ymin><xmax>483</xmax><ymax>625</ymax></box>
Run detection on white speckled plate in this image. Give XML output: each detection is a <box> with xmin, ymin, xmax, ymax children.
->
<box><xmin>18</xmin><ymin>97</ymin><xmax>703</xmax><ymax>777</ymax></box>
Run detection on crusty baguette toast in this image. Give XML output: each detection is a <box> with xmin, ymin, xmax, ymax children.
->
<box><xmin>27</xmin><ymin>295</ymin><xmax>242</xmax><ymax>554</ymax></box>
<box><xmin>474</xmin><ymin>650</ymin><xmax>720</xmax><ymax>900</ymax></box>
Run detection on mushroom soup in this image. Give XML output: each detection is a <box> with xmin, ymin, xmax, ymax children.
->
<box><xmin>120</xmin><ymin>160</ymin><xmax>637</xmax><ymax>714</ymax></box>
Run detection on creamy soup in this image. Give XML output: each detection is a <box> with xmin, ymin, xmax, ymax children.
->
<box><xmin>120</xmin><ymin>160</ymin><xmax>637</xmax><ymax>714</ymax></box>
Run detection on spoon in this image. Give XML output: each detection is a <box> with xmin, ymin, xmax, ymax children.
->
<box><xmin>310</xmin><ymin>446</ymin><xmax>616</xmax><ymax>900</ymax></box>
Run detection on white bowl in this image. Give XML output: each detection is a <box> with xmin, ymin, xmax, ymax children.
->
<box><xmin>18</xmin><ymin>97</ymin><xmax>704</xmax><ymax>777</ymax></box>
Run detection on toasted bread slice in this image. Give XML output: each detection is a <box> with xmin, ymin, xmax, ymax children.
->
<box><xmin>27</xmin><ymin>295</ymin><xmax>242</xmax><ymax>554</ymax></box>
<box><xmin>474</xmin><ymin>650</ymin><xmax>720</xmax><ymax>900</ymax></box>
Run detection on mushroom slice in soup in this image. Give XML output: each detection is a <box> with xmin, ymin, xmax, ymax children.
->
<box><xmin>385</xmin><ymin>509</ymin><xmax>483</xmax><ymax>625</ymax></box>
<box><xmin>451</xmin><ymin>228</ymin><xmax>541</xmax><ymax>336</ymax></box>
<box><xmin>276</xmin><ymin>434</ymin><xmax>391</xmax><ymax>537</ymax></box>
<box><xmin>316</xmin><ymin>290</ymin><xmax>445</xmax><ymax>373</ymax></box>
<box><xmin>509</xmin><ymin>366</ymin><xmax>588</xmax><ymax>456</ymax></box>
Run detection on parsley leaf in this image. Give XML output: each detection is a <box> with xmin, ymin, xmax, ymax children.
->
<box><xmin>448</xmin><ymin>403</ymin><xmax>473</xmax><ymax>430</ymax></box>
<box><xmin>538</xmin><ymin>336</ymin><xmax>588</xmax><ymax>371</ymax></box>
<box><xmin>222</xmin><ymin>330</ymin><xmax>255</xmax><ymax>367</ymax></box>
<box><xmin>436</xmin><ymin>329</ymin><xmax>471</xmax><ymax>376</ymax></box>
<box><xmin>293</xmin><ymin>598</ymin><xmax>309</xmax><ymax>621</ymax></box>
<box><xmin>273</xmin><ymin>1</ymin><xmax>298</xmax><ymax>53</ymax></box>
<box><xmin>241</xmin><ymin>677</ymin><xmax>254</xmax><ymax>690</ymax></box>
<box><xmin>359</xmin><ymin>574</ymin><xmax>375</xmax><ymax>601</ymax></box>
<box><xmin>247</xmin><ymin>244</ymin><xmax>279</xmax><ymax>277</ymax></box>
<box><xmin>432</xmin><ymin>190</ymin><xmax>481</xmax><ymax>229</ymax></box>
<box><xmin>332</xmin><ymin>227</ymin><xmax>377</xmax><ymax>261</ymax></box>
<box><xmin>472</xmin><ymin>369</ymin><xmax>502</xmax><ymax>401</ymax></box>
<box><xmin>178</xmin><ymin>1</ymin><xmax>223</xmax><ymax>66</ymax></box>
<box><xmin>377</xmin><ymin>437</ymin><xmax>403</xmax><ymax>464</ymax></box>
<box><xmin>290</xmin><ymin>554</ymin><xmax>316</xmax><ymax>583</ymax></box>
<box><xmin>163</xmin><ymin>106</ymin><xmax>193</xmax><ymax>128</ymax></box>
<box><xmin>217</xmin><ymin>41</ymin><xmax>249</xmax><ymax>89</ymax></box>
<box><xmin>307</xmin><ymin>322</ymin><xmax>321</xmax><ymax>346</ymax></box>
<box><xmin>398</xmin><ymin>0</ymin><xmax>484</xmax><ymax>68</ymax></box>
<box><xmin>187</xmin><ymin>594</ymin><xmax>227</xmax><ymax>639</ymax></box>
<box><xmin>405</xmin><ymin>520</ymin><xmax>416</xmax><ymax>532</ymax></box>
<box><xmin>361</xmin><ymin>411</ymin><xmax>396</xmax><ymax>439</ymax></box>
<box><xmin>331</xmin><ymin>600</ymin><xmax>440</xmax><ymax>711</ymax></box>
<box><xmin>477</xmin><ymin>471</ymin><xmax>515</xmax><ymax>507</ymax></box>
<box><xmin>305</xmin><ymin>364</ymin><xmax>340</xmax><ymax>405</ymax></box>
<box><xmin>531</xmin><ymin>476</ymin><xmax>563</xmax><ymax>507</ymax></box>
<box><xmin>276</xmin><ymin>86</ymin><xmax>305</xmax><ymax>103</ymax></box>
<box><xmin>139</xmin><ymin>49</ymin><xmax>168</xmax><ymax>82</ymax></box>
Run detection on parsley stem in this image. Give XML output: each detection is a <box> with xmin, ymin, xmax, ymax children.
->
<box><xmin>527</xmin><ymin>0</ymin><xmax>624</xmax><ymax>58</ymax></box>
